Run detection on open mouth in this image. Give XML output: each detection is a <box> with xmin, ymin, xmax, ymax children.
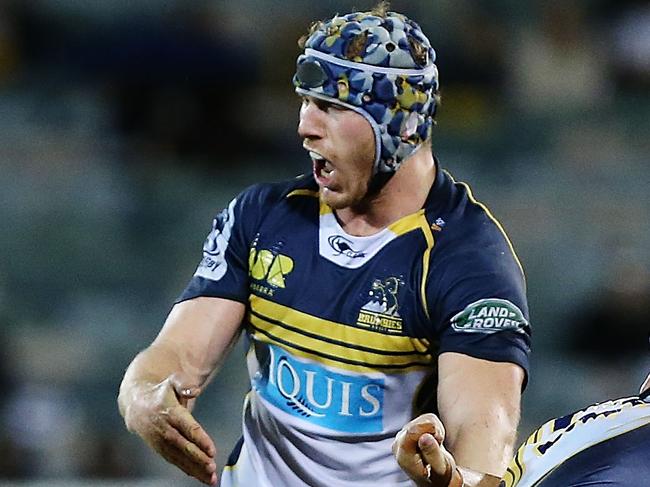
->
<box><xmin>309</xmin><ymin>151</ymin><xmax>335</xmax><ymax>186</ymax></box>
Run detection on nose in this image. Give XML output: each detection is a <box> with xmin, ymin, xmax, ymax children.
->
<box><xmin>297</xmin><ymin>98</ymin><xmax>325</xmax><ymax>141</ymax></box>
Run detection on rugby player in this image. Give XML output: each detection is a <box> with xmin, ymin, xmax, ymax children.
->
<box><xmin>118</xmin><ymin>3</ymin><xmax>531</xmax><ymax>485</ymax></box>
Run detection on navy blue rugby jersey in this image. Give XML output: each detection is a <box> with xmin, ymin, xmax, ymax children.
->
<box><xmin>178</xmin><ymin>164</ymin><xmax>531</xmax><ymax>486</ymax></box>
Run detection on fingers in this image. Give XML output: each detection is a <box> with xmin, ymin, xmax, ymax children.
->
<box><xmin>393</xmin><ymin>414</ymin><xmax>451</xmax><ymax>487</ymax></box>
<box><xmin>159</xmin><ymin>423</ymin><xmax>216</xmax><ymax>466</ymax></box>
<box><xmin>153</xmin><ymin>391</ymin><xmax>217</xmax><ymax>485</ymax></box>
<box><xmin>124</xmin><ymin>376</ymin><xmax>219</xmax><ymax>485</ymax></box>
<box><xmin>127</xmin><ymin>376</ymin><xmax>221</xmax><ymax>485</ymax></box>
<box><xmin>418</xmin><ymin>433</ymin><xmax>451</xmax><ymax>480</ymax></box>
<box><xmin>393</xmin><ymin>413</ymin><xmax>445</xmax><ymax>455</ymax></box>
<box><xmin>156</xmin><ymin>438</ymin><xmax>218</xmax><ymax>486</ymax></box>
<box><xmin>166</xmin><ymin>406</ymin><xmax>217</xmax><ymax>458</ymax></box>
<box><xmin>148</xmin><ymin>416</ymin><xmax>217</xmax><ymax>486</ymax></box>
<box><xmin>408</xmin><ymin>413</ymin><xmax>445</xmax><ymax>444</ymax></box>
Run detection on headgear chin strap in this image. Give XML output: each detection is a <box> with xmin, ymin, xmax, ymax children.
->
<box><xmin>294</xmin><ymin>10</ymin><xmax>439</xmax><ymax>182</ymax></box>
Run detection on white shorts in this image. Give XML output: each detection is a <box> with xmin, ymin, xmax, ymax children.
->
<box><xmin>220</xmin><ymin>439</ymin><xmax>270</xmax><ymax>487</ymax></box>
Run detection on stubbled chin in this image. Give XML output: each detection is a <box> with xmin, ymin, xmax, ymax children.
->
<box><xmin>320</xmin><ymin>186</ymin><xmax>362</xmax><ymax>210</ymax></box>
<box><xmin>320</xmin><ymin>187</ymin><xmax>343</xmax><ymax>208</ymax></box>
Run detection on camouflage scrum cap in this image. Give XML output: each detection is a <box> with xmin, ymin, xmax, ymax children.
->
<box><xmin>294</xmin><ymin>9</ymin><xmax>439</xmax><ymax>176</ymax></box>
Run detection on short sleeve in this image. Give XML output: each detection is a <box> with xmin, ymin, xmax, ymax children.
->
<box><xmin>176</xmin><ymin>187</ymin><xmax>260</xmax><ymax>304</ymax></box>
<box><xmin>428</xmin><ymin>247</ymin><xmax>532</xmax><ymax>386</ymax></box>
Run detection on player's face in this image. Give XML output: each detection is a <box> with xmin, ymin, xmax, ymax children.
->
<box><xmin>298</xmin><ymin>96</ymin><xmax>375</xmax><ymax>209</ymax></box>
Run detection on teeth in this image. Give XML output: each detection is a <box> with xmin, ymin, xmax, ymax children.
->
<box><xmin>307</xmin><ymin>149</ymin><xmax>334</xmax><ymax>177</ymax></box>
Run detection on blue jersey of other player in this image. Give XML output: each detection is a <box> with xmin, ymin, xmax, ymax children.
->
<box><xmin>503</xmin><ymin>389</ymin><xmax>650</xmax><ymax>487</ymax></box>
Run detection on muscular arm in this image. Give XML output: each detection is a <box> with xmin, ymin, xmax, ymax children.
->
<box><xmin>438</xmin><ymin>352</ymin><xmax>524</xmax><ymax>484</ymax></box>
<box><xmin>394</xmin><ymin>352</ymin><xmax>524</xmax><ymax>487</ymax></box>
<box><xmin>118</xmin><ymin>296</ymin><xmax>245</xmax><ymax>485</ymax></box>
<box><xmin>119</xmin><ymin>296</ymin><xmax>244</xmax><ymax>410</ymax></box>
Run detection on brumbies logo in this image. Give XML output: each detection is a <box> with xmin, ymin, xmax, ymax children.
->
<box><xmin>327</xmin><ymin>235</ymin><xmax>365</xmax><ymax>259</ymax></box>
<box><xmin>451</xmin><ymin>298</ymin><xmax>528</xmax><ymax>334</ymax></box>
<box><xmin>356</xmin><ymin>276</ymin><xmax>404</xmax><ymax>334</ymax></box>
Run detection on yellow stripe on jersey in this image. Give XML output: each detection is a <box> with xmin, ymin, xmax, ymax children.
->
<box><xmin>287</xmin><ymin>189</ymin><xmax>320</xmax><ymax>198</ymax></box>
<box><xmin>387</xmin><ymin>210</ymin><xmax>437</xmax><ymax>319</ymax></box>
<box><xmin>445</xmin><ymin>171</ymin><xmax>525</xmax><ymax>281</ymax></box>
<box><xmin>318</xmin><ymin>204</ymin><xmax>434</xmax><ymax>242</ymax></box>
<box><xmin>319</xmin><ymin>200</ymin><xmax>333</xmax><ymax>215</ymax></box>
<box><xmin>387</xmin><ymin>209</ymin><xmax>426</xmax><ymax>235</ymax></box>
<box><xmin>248</xmin><ymin>295</ymin><xmax>432</xmax><ymax>372</ymax></box>
<box><xmin>507</xmin><ymin>435</ymin><xmax>527</xmax><ymax>486</ymax></box>
<box><xmin>416</xmin><ymin>215</ymin><xmax>435</xmax><ymax>321</ymax></box>
<box><xmin>502</xmin><ymin>467</ymin><xmax>516</xmax><ymax>487</ymax></box>
<box><xmin>251</xmin><ymin>295</ymin><xmax>430</xmax><ymax>353</ymax></box>
<box><xmin>250</xmin><ymin>329</ymin><xmax>432</xmax><ymax>373</ymax></box>
<box><xmin>249</xmin><ymin>313</ymin><xmax>430</xmax><ymax>369</ymax></box>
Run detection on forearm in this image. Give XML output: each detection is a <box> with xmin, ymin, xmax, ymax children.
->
<box><xmin>119</xmin><ymin>297</ymin><xmax>245</xmax><ymax>418</ymax></box>
<box><xmin>430</xmin><ymin>418</ymin><xmax>515</xmax><ymax>487</ymax></box>
<box><xmin>445</xmin><ymin>408</ymin><xmax>518</xmax><ymax>477</ymax></box>
<box><xmin>437</xmin><ymin>353</ymin><xmax>524</xmax><ymax>485</ymax></box>
<box><xmin>430</xmin><ymin>427</ymin><xmax>513</xmax><ymax>487</ymax></box>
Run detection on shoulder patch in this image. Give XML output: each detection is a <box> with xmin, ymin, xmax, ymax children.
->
<box><xmin>450</xmin><ymin>298</ymin><xmax>528</xmax><ymax>334</ymax></box>
<box><xmin>194</xmin><ymin>198</ymin><xmax>237</xmax><ymax>281</ymax></box>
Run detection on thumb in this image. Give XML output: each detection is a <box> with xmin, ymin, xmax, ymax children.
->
<box><xmin>418</xmin><ymin>433</ymin><xmax>451</xmax><ymax>481</ymax></box>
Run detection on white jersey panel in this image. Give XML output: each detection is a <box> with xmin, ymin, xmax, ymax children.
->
<box><xmin>239</xmin><ymin>392</ymin><xmax>415</xmax><ymax>487</ymax></box>
<box><xmin>505</xmin><ymin>396</ymin><xmax>650</xmax><ymax>487</ymax></box>
<box><xmin>318</xmin><ymin>211</ymin><xmax>399</xmax><ymax>269</ymax></box>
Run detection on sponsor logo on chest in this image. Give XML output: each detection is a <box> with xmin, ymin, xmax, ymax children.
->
<box><xmin>254</xmin><ymin>344</ymin><xmax>385</xmax><ymax>433</ymax></box>
<box><xmin>248</xmin><ymin>242</ymin><xmax>294</xmax><ymax>297</ymax></box>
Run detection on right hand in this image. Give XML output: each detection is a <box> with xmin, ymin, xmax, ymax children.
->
<box><xmin>392</xmin><ymin>413</ymin><xmax>458</xmax><ymax>487</ymax></box>
<box><xmin>121</xmin><ymin>374</ymin><xmax>218</xmax><ymax>486</ymax></box>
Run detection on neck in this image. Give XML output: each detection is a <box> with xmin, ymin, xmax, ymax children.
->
<box><xmin>336</xmin><ymin>147</ymin><xmax>436</xmax><ymax>236</ymax></box>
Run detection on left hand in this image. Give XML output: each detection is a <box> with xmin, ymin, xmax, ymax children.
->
<box><xmin>392</xmin><ymin>413</ymin><xmax>458</xmax><ymax>487</ymax></box>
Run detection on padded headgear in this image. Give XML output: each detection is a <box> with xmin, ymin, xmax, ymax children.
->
<box><xmin>294</xmin><ymin>10</ymin><xmax>439</xmax><ymax>176</ymax></box>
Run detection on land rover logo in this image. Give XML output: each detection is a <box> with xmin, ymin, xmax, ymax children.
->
<box><xmin>451</xmin><ymin>298</ymin><xmax>528</xmax><ymax>334</ymax></box>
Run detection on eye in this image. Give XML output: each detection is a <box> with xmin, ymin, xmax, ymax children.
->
<box><xmin>301</xmin><ymin>96</ymin><xmax>346</xmax><ymax>113</ymax></box>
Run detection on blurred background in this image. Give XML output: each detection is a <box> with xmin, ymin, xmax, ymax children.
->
<box><xmin>0</xmin><ymin>0</ymin><xmax>648</xmax><ymax>485</ymax></box>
